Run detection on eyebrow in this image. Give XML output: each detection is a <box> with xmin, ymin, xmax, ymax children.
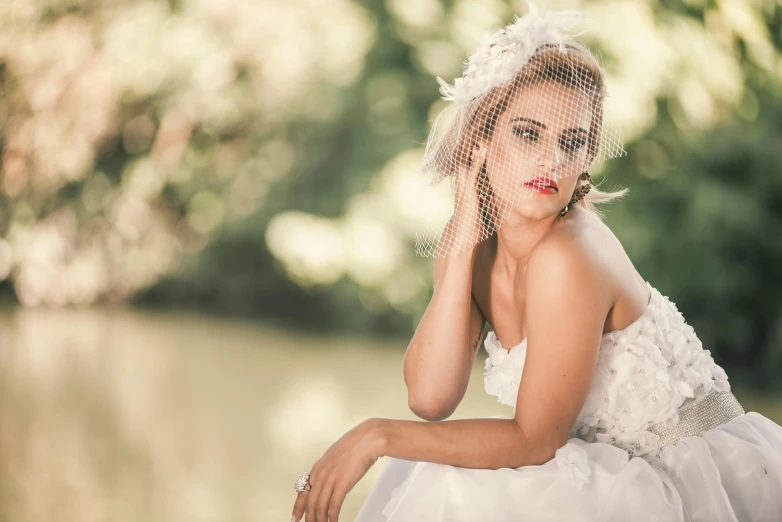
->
<box><xmin>510</xmin><ymin>117</ymin><xmax>588</xmax><ymax>135</ymax></box>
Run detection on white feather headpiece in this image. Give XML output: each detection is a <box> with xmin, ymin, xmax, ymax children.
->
<box><xmin>414</xmin><ymin>2</ymin><xmax>626</xmax><ymax>259</ymax></box>
<box><xmin>435</xmin><ymin>2</ymin><xmax>590</xmax><ymax>104</ymax></box>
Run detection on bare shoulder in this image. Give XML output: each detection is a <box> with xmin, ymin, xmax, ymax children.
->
<box><xmin>526</xmin><ymin>213</ymin><xmax>616</xmax><ymax>313</ymax></box>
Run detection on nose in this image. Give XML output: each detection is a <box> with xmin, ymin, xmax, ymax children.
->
<box><xmin>535</xmin><ymin>136</ymin><xmax>564</xmax><ymax>179</ymax></box>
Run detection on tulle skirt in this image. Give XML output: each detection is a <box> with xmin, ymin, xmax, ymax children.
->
<box><xmin>354</xmin><ymin>412</ymin><xmax>782</xmax><ymax>522</ymax></box>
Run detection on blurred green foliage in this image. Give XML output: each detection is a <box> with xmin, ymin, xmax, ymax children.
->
<box><xmin>616</xmin><ymin>94</ymin><xmax>782</xmax><ymax>392</ymax></box>
<box><xmin>0</xmin><ymin>0</ymin><xmax>781</xmax><ymax>388</ymax></box>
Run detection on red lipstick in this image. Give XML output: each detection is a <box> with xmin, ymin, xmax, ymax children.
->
<box><xmin>524</xmin><ymin>177</ymin><xmax>559</xmax><ymax>194</ymax></box>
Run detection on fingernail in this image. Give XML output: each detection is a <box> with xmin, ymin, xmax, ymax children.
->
<box><xmin>478</xmin><ymin>148</ymin><xmax>487</xmax><ymax>157</ymax></box>
<box><xmin>290</xmin><ymin>516</ymin><xmax>297</xmax><ymax>522</ymax></box>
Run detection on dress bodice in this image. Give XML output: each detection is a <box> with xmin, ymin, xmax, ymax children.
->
<box><xmin>482</xmin><ymin>281</ymin><xmax>731</xmax><ymax>457</ymax></box>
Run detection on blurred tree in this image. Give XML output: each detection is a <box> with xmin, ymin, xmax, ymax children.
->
<box><xmin>1</xmin><ymin>0</ymin><xmax>782</xmax><ymax>387</ymax></box>
<box><xmin>613</xmin><ymin>92</ymin><xmax>782</xmax><ymax>392</ymax></box>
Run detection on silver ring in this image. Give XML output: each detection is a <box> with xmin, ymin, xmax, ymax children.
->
<box><xmin>294</xmin><ymin>471</ymin><xmax>312</xmax><ymax>493</ymax></box>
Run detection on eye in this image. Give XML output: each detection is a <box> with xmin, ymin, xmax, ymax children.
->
<box><xmin>513</xmin><ymin>127</ymin><xmax>539</xmax><ymax>141</ymax></box>
<box><xmin>560</xmin><ymin>136</ymin><xmax>586</xmax><ymax>153</ymax></box>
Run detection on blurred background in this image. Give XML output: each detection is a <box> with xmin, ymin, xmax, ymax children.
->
<box><xmin>1</xmin><ymin>0</ymin><xmax>781</xmax><ymax>520</ymax></box>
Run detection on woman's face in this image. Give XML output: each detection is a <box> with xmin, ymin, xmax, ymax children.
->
<box><xmin>483</xmin><ymin>80</ymin><xmax>594</xmax><ymax>220</ymax></box>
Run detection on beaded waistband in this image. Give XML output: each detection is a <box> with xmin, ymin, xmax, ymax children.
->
<box><xmin>646</xmin><ymin>390</ymin><xmax>745</xmax><ymax>451</ymax></box>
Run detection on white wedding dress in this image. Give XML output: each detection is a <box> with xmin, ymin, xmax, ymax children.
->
<box><xmin>354</xmin><ymin>281</ymin><xmax>782</xmax><ymax>521</ymax></box>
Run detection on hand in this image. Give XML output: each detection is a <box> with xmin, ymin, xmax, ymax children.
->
<box><xmin>291</xmin><ymin>418</ymin><xmax>385</xmax><ymax>522</ymax></box>
<box><xmin>448</xmin><ymin>145</ymin><xmax>497</xmax><ymax>253</ymax></box>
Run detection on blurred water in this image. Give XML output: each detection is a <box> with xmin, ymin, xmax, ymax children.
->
<box><xmin>2</xmin><ymin>307</ymin><xmax>780</xmax><ymax>522</ymax></box>
<box><xmin>0</xmin><ymin>306</ymin><xmax>512</xmax><ymax>521</ymax></box>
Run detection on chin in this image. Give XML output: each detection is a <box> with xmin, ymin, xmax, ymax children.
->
<box><xmin>502</xmin><ymin>195</ymin><xmax>565</xmax><ymax>221</ymax></box>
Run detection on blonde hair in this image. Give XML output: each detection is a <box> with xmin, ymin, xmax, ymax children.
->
<box><xmin>426</xmin><ymin>42</ymin><xmax>628</xmax><ymax>221</ymax></box>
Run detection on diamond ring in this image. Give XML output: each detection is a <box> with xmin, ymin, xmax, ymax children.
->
<box><xmin>294</xmin><ymin>471</ymin><xmax>313</xmax><ymax>493</ymax></box>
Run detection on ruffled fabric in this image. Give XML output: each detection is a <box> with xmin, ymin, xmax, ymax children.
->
<box><xmin>353</xmin><ymin>281</ymin><xmax>782</xmax><ymax>521</ymax></box>
<box><xmin>482</xmin><ymin>331</ymin><xmax>527</xmax><ymax>408</ymax></box>
<box><xmin>355</xmin><ymin>413</ymin><xmax>782</xmax><ymax>522</ymax></box>
<box><xmin>483</xmin><ymin>281</ymin><xmax>732</xmax><ymax>457</ymax></box>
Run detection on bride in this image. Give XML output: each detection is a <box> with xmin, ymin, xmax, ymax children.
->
<box><xmin>290</xmin><ymin>4</ymin><xmax>782</xmax><ymax>521</ymax></box>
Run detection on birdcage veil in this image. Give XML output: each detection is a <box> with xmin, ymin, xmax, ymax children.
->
<box><xmin>413</xmin><ymin>2</ymin><xmax>626</xmax><ymax>258</ymax></box>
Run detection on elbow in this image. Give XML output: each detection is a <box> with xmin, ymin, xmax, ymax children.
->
<box><xmin>407</xmin><ymin>394</ymin><xmax>455</xmax><ymax>421</ymax></box>
<box><xmin>519</xmin><ymin>428</ymin><xmax>568</xmax><ymax>467</ymax></box>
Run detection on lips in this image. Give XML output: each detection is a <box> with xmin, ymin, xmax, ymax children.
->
<box><xmin>524</xmin><ymin>177</ymin><xmax>558</xmax><ymax>191</ymax></box>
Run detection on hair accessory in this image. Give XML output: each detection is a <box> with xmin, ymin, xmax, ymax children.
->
<box><xmin>413</xmin><ymin>2</ymin><xmax>627</xmax><ymax>258</ymax></box>
<box><xmin>436</xmin><ymin>3</ymin><xmax>589</xmax><ymax>104</ymax></box>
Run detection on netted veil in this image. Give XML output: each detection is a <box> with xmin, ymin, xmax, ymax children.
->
<box><xmin>413</xmin><ymin>2</ymin><xmax>626</xmax><ymax>258</ymax></box>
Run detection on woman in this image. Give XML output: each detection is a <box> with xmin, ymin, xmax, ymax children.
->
<box><xmin>290</xmin><ymin>4</ymin><xmax>782</xmax><ymax>521</ymax></box>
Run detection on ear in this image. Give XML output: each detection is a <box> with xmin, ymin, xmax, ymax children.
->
<box><xmin>473</xmin><ymin>138</ymin><xmax>488</xmax><ymax>155</ymax></box>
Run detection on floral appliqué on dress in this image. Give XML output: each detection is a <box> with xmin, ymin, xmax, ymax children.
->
<box><xmin>483</xmin><ymin>282</ymin><xmax>732</xmax><ymax>459</ymax></box>
<box><xmin>555</xmin><ymin>441</ymin><xmax>592</xmax><ymax>489</ymax></box>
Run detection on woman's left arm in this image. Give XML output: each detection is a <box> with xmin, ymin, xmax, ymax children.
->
<box><xmin>289</xmin><ymin>417</ymin><xmax>530</xmax><ymax>522</ymax></box>
<box><xmin>292</xmin><ymin>235</ymin><xmax>613</xmax><ymax>522</ymax></box>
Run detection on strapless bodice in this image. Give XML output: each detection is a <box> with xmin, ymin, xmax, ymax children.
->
<box><xmin>482</xmin><ymin>281</ymin><xmax>731</xmax><ymax>457</ymax></box>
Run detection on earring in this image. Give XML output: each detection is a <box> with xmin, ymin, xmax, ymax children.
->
<box><xmin>558</xmin><ymin>171</ymin><xmax>592</xmax><ymax>219</ymax></box>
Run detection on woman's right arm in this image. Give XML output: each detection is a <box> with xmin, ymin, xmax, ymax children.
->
<box><xmin>402</xmin><ymin>228</ymin><xmax>487</xmax><ymax>421</ymax></box>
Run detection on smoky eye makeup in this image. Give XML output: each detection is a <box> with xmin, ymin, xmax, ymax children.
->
<box><xmin>513</xmin><ymin>125</ymin><xmax>586</xmax><ymax>152</ymax></box>
<box><xmin>512</xmin><ymin>126</ymin><xmax>539</xmax><ymax>141</ymax></box>
<box><xmin>560</xmin><ymin>134</ymin><xmax>587</xmax><ymax>152</ymax></box>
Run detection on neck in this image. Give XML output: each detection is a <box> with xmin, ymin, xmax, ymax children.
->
<box><xmin>494</xmin><ymin>206</ymin><xmax>569</xmax><ymax>278</ymax></box>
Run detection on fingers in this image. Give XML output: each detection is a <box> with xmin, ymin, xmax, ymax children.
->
<box><xmin>309</xmin><ymin>475</ymin><xmax>335</xmax><ymax>522</ymax></box>
<box><xmin>327</xmin><ymin>484</ymin><xmax>348</xmax><ymax>522</ymax></box>
<box><xmin>294</xmin><ymin>476</ymin><xmax>344</xmax><ymax>522</ymax></box>
<box><xmin>303</xmin><ymin>477</ymin><xmax>322</xmax><ymax>522</ymax></box>
<box><xmin>293</xmin><ymin>464</ymin><xmax>318</xmax><ymax>522</ymax></box>
<box><xmin>291</xmin><ymin>489</ymin><xmax>307</xmax><ymax>522</ymax></box>
<box><xmin>456</xmin><ymin>146</ymin><xmax>486</xmax><ymax>203</ymax></box>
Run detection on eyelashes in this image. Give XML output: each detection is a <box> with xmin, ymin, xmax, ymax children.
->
<box><xmin>562</xmin><ymin>136</ymin><xmax>587</xmax><ymax>152</ymax></box>
<box><xmin>513</xmin><ymin>127</ymin><xmax>539</xmax><ymax>141</ymax></box>
<box><xmin>512</xmin><ymin>126</ymin><xmax>586</xmax><ymax>153</ymax></box>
